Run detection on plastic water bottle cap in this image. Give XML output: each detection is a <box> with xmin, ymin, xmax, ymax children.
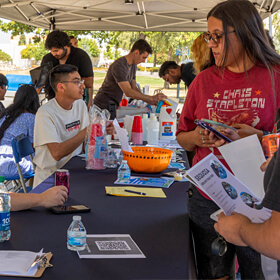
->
<box><xmin>143</xmin><ymin>114</ymin><xmax>148</xmax><ymax>119</ymax></box>
<box><xmin>151</xmin><ymin>116</ymin><xmax>157</xmax><ymax>121</ymax></box>
<box><xmin>73</xmin><ymin>216</ymin><xmax>81</xmax><ymax>221</ymax></box>
<box><xmin>0</xmin><ymin>176</ymin><xmax>4</xmax><ymax>183</ymax></box>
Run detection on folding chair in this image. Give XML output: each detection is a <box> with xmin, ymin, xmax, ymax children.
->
<box><xmin>4</xmin><ymin>134</ymin><xmax>35</xmax><ymax>193</ymax></box>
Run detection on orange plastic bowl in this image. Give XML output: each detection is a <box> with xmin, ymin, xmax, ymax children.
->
<box><xmin>122</xmin><ymin>147</ymin><xmax>173</xmax><ymax>173</ymax></box>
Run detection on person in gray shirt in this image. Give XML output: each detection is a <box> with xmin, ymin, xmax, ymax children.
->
<box><xmin>94</xmin><ymin>39</ymin><xmax>166</xmax><ymax>110</ymax></box>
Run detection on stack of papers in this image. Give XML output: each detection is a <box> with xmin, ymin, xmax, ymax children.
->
<box><xmin>0</xmin><ymin>249</ymin><xmax>47</xmax><ymax>277</ymax></box>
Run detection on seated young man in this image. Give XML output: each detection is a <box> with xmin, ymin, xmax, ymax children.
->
<box><xmin>33</xmin><ymin>64</ymin><xmax>89</xmax><ymax>187</ymax></box>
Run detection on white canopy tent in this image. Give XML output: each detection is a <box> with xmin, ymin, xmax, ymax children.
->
<box><xmin>0</xmin><ymin>0</ymin><xmax>279</xmax><ymax>31</ymax></box>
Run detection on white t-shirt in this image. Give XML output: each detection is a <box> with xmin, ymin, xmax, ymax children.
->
<box><xmin>33</xmin><ymin>98</ymin><xmax>89</xmax><ymax>187</ymax></box>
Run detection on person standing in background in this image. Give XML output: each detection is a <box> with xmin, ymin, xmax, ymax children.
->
<box><xmin>159</xmin><ymin>35</ymin><xmax>209</xmax><ymax>89</ymax></box>
<box><xmin>191</xmin><ymin>33</ymin><xmax>211</xmax><ymax>74</ymax></box>
<box><xmin>69</xmin><ymin>36</ymin><xmax>78</xmax><ymax>48</ymax></box>
<box><xmin>41</xmin><ymin>30</ymin><xmax>94</xmax><ymax>109</ymax></box>
<box><xmin>94</xmin><ymin>39</ymin><xmax>166</xmax><ymax>110</ymax></box>
<box><xmin>159</xmin><ymin>61</ymin><xmax>196</xmax><ymax>89</ymax></box>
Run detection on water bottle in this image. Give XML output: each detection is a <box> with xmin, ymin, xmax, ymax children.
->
<box><xmin>118</xmin><ymin>150</ymin><xmax>124</xmax><ymax>165</ymax></box>
<box><xmin>0</xmin><ymin>176</ymin><xmax>11</xmax><ymax>242</ymax></box>
<box><xmin>67</xmin><ymin>216</ymin><xmax>87</xmax><ymax>251</ymax></box>
<box><xmin>117</xmin><ymin>160</ymin><xmax>131</xmax><ymax>182</ymax></box>
<box><xmin>105</xmin><ymin>147</ymin><xmax>118</xmax><ymax>168</ymax></box>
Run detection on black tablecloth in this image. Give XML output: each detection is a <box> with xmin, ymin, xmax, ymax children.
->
<box><xmin>0</xmin><ymin>156</ymin><xmax>197</xmax><ymax>280</ymax></box>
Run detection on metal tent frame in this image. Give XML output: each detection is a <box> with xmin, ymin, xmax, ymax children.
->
<box><xmin>0</xmin><ymin>0</ymin><xmax>278</xmax><ymax>31</ymax></box>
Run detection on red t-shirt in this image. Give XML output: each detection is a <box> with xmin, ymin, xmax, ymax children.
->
<box><xmin>177</xmin><ymin>64</ymin><xmax>280</xmax><ymax>198</ymax></box>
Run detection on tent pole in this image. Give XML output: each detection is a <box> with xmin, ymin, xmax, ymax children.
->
<box><xmin>50</xmin><ymin>10</ymin><xmax>56</xmax><ymax>31</ymax></box>
<box><xmin>269</xmin><ymin>14</ymin><xmax>272</xmax><ymax>37</ymax></box>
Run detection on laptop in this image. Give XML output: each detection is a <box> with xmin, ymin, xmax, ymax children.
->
<box><xmin>29</xmin><ymin>62</ymin><xmax>53</xmax><ymax>88</ymax></box>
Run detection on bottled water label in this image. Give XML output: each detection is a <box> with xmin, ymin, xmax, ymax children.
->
<box><xmin>0</xmin><ymin>212</ymin><xmax>10</xmax><ymax>231</ymax></box>
<box><xmin>119</xmin><ymin>171</ymin><xmax>130</xmax><ymax>179</ymax></box>
<box><xmin>67</xmin><ymin>235</ymin><xmax>86</xmax><ymax>247</ymax></box>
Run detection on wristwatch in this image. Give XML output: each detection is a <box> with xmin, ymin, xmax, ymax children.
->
<box><xmin>263</xmin><ymin>130</ymin><xmax>270</xmax><ymax>136</ymax></box>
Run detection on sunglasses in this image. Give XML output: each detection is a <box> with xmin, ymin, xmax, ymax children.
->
<box><xmin>203</xmin><ymin>30</ymin><xmax>235</xmax><ymax>44</ymax></box>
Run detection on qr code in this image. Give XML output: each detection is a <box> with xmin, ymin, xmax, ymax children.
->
<box><xmin>95</xmin><ymin>240</ymin><xmax>131</xmax><ymax>251</ymax></box>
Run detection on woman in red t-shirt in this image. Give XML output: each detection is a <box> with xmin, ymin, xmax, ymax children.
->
<box><xmin>176</xmin><ymin>1</ymin><xmax>280</xmax><ymax>279</ymax></box>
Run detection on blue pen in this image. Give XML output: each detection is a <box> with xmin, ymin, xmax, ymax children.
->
<box><xmin>124</xmin><ymin>189</ymin><xmax>146</xmax><ymax>196</ymax></box>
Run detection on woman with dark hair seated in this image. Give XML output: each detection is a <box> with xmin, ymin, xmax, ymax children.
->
<box><xmin>0</xmin><ymin>85</ymin><xmax>40</xmax><ymax>178</ymax></box>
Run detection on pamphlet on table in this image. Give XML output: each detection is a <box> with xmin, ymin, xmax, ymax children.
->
<box><xmin>78</xmin><ymin>234</ymin><xmax>145</xmax><ymax>259</ymax></box>
<box><xmin>186</xmin><ymin>153</ymin><xmax>271</xmax><ymax>223</ymax></box>
<box><xmin>114</xmin><ymin>176</ymin><xmax>174</xmax><ymax>188</ymax></box>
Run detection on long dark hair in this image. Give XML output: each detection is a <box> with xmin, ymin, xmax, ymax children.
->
<box><xmin>207</xmin><ymin>0</ymin><xmax>280</xmax><ymax>70</ymax></box>
<box><xmin>0</xmin><ymin>84</ymin><xmax>40</xmax><ymax>142</ymax></box>
<box><xmin>207</xmin><ymin>0</ymin><xmax>280</xmax><ymax>112</ymax></box>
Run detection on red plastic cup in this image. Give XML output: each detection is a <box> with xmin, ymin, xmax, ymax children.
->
<box><xmin>119</xmin><ymin>121</ymin><xmax>124</xmax><ymax>128</ymax></box>
<box><xmin>132</xmin><ymin>116</ymin><xmax>143</xmax><ymax>133</ymax></box>
<box><xmin>91</xmin><ymin>124</ymin><xmax>103</xmax><ymax>138</ymax></box>
<box><xmin>89</xmin><ymin>124</ymin><xmax>103</xmax><ymax>145</ymax></box>
<box><xmin>121</xmin><ymin>99</ymin><xmax>128</xmax><ymax>107</ymax></box>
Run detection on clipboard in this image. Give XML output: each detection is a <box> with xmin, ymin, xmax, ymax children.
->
<box><xmin>0</xmin><ymin>252</ymin><xmax>53</xmax><ymax>278</ymax></box>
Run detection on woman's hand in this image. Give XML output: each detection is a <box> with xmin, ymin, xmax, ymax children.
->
<box><xmin>232</xmin><ymin>123</ymin><xmax>264</xmax><ymax>140</ymax></box>
<box><xmin>195</xmin><ymin>126</ymin><xmax>216</xmax><ymax>148</ymax></box>
<box><xmin>211</xmin><ymin>128</ymin><xmax>240</xmax><ymax>147</ymax></box>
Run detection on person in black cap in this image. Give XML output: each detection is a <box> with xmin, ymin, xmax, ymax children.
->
<box><xmin>0</xmin><ymin>73</ymin><xmax>8</xmax><ymax>112</ymax></box>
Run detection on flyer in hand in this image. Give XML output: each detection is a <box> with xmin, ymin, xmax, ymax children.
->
<box><xmin>185</xmin><ymin>153</ymin><xmax>271</xmax><ymax>223</ymax></box>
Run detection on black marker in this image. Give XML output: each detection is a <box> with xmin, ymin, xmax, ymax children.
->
<box><xmin>124</xmin><ymin>189</ymin><xmax>146</xmax><ymax>196</ymax></box>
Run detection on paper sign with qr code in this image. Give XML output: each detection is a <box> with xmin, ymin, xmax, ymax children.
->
<box><xmin>78</xmin><ymin>234</ymin><xmax>145</xmax><ymax>259</ymax></box>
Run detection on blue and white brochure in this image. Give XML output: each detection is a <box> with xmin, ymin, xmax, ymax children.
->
<box><xmin>186</xmin><ymin>153</ymin><xmax>271</xmax><ymax>223</ymax></box>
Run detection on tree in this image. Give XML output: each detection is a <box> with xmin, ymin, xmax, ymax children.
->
<box><xmin>271</xmin><ymin>11</ymin><xmax>280</xmax><ymax>52</ymax></box>
<box><xmin>21</xmin><ymin>46</ymin><xmax>33</xmax><ymax>59</ymax></box>
<box><xmin>18</xmin><ymin>35</ymin><xmax>26</xmax><ymax>46</ymax></box>
<box><xmin>0</xmin><ymin>20</ymin><xmax>37</xmax><ymax>36</ymax></box>
<box><xmin>104</xmin><ymin>45</ymin><xmax>121</xmax><ymax>60</ymax></box>
<box><xmin>21</xmin><ymin>41</ymin><xmax>48</xmax><ymax>62</ymax></box>
<box><xmin>79</xmin><ymin>38</ymin><xmax>100</xmax><ymax>58</ymax></box>
<box><xmin>88</xmin><ymin>40</ymin><xmax>101</xmax><ymax>58</ymax></box>
<box><xmin>0</xmin><ymin>50</ymin><xmax>12</xmax><ymax>62</ymax></box>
